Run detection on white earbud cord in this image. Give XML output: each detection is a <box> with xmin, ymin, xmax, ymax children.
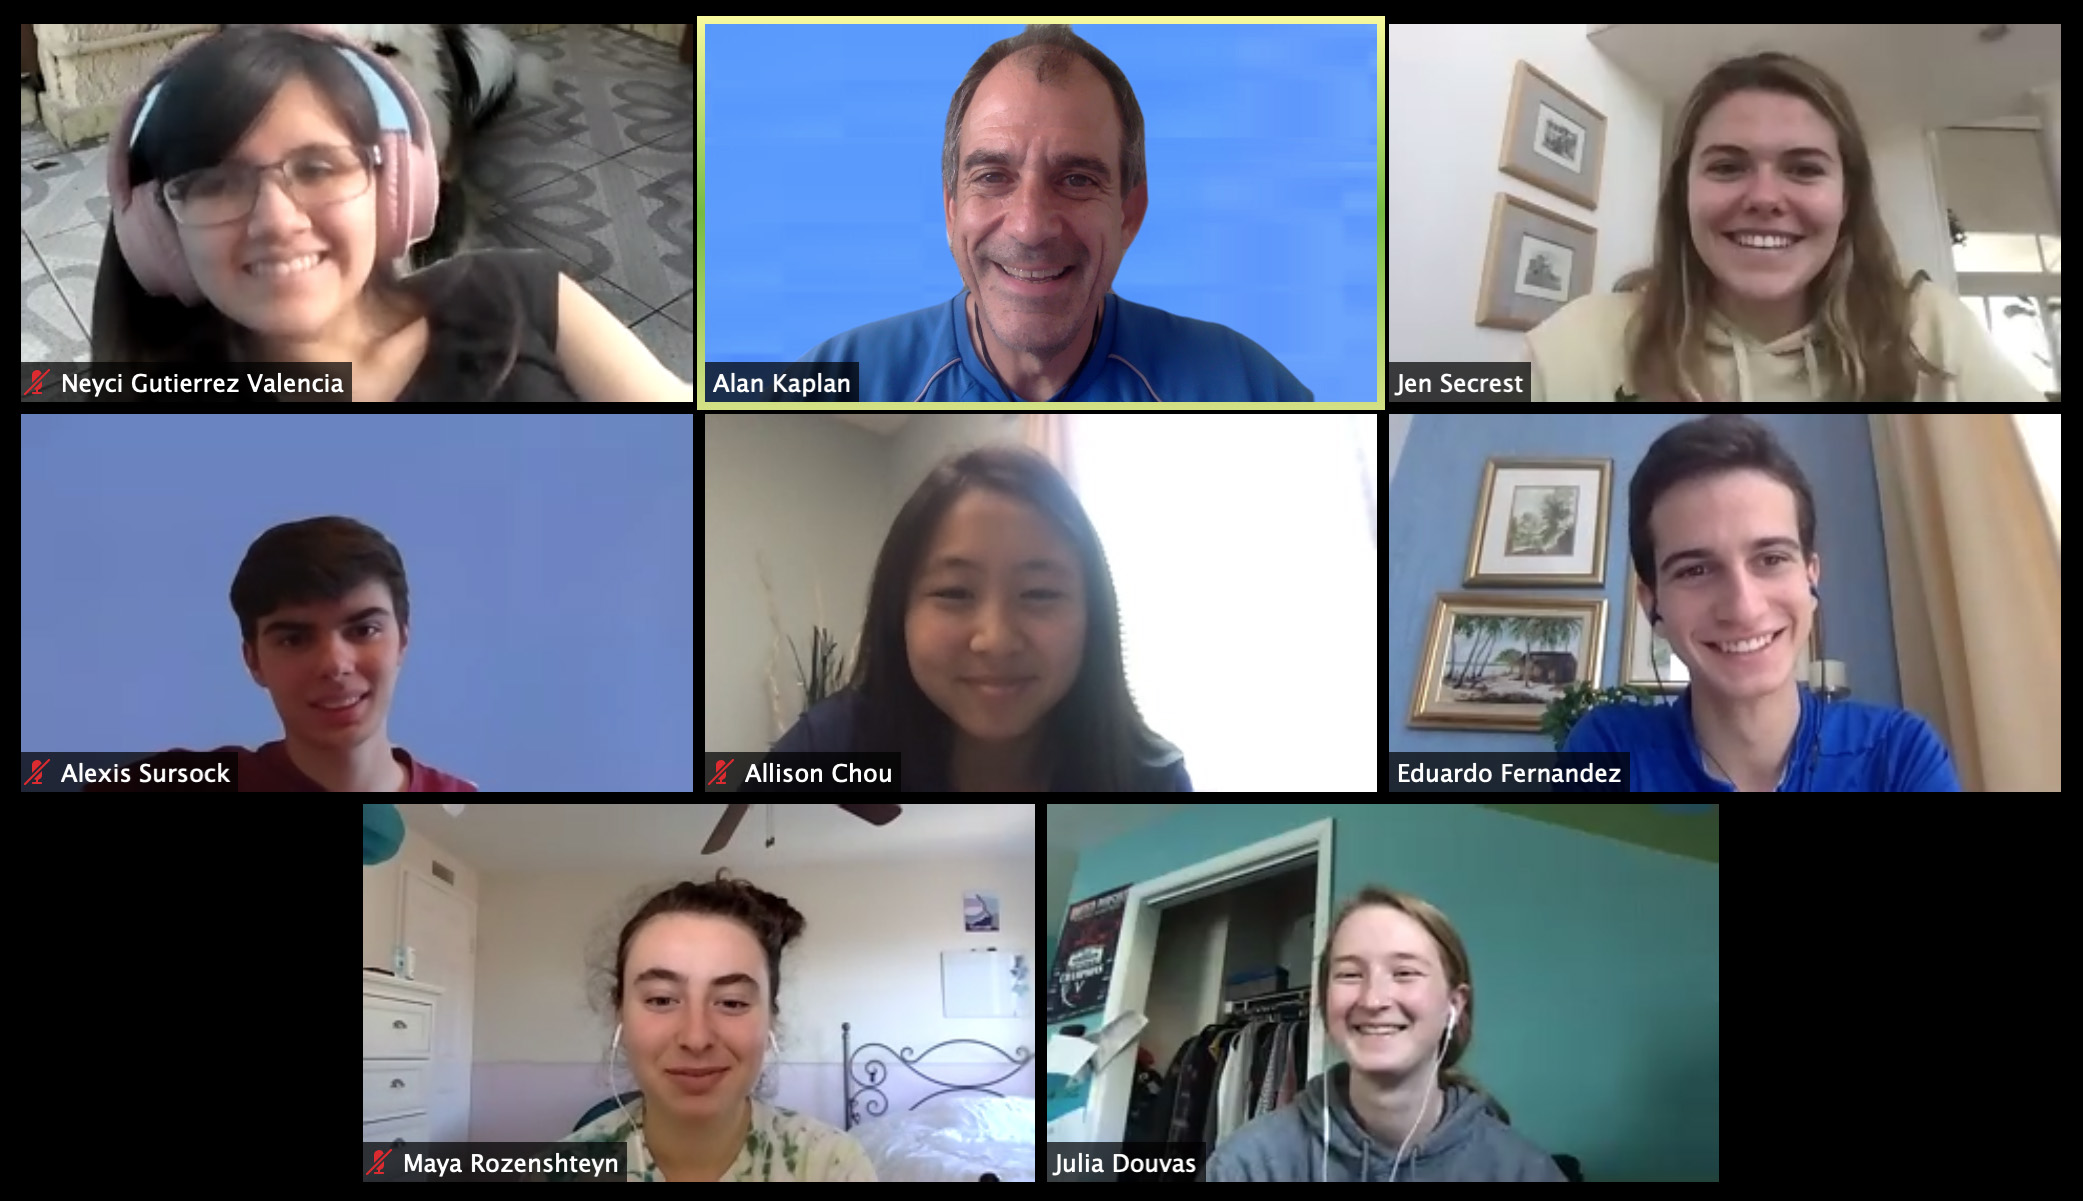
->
<box><xmin>1387</xmin><ymin>1007</ymin><xmax>1457</xmax><ymax>1183</ymax></box>
<box><xmin>1324</xmin><ymin>1007</ymin><xmax>1456</xmax><ymax>1182</ymax></box>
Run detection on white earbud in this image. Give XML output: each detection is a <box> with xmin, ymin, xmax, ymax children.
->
<box><xmin>1445</xmin><ymin>1004</ymin><xmax>1459</xmax><ymax>1041</ymax></box>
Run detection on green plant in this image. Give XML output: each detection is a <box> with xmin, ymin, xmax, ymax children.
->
<box><xmin>756</xmin><ymin>550</ymin><xmax>861</xmax><ymax>734</ymax></box>
<box><xmin>1540</xmin><ymin>680</ymin><xmax>1661</xmax><ymax>749</ymax></box>
<box><xmin>788</xmin><ymin>625</ymin><xmax>850</xmax><ymax>713</ymax></box>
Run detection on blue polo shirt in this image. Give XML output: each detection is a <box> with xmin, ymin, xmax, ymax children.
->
<box><xmin>796</xmin><ymin>290</ymin><xmax>1314</xmax><ymax>402</ymax></box>
<box><xmin>743</xmin><ymin>688</ymin><xmax>1193</xmax><ymax>792</ymax></box>
<box><xmin>1557</xmin><ymin>685</ymin><xmax>1961</xmax><ymax>792</ymax></box>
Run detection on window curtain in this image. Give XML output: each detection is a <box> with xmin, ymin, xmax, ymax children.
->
<box><xmin>1868</xmin><ymin>413</ymin><xmax>2059</xmax><ymax>791</ymax></box>
<box><xmin>1023</xmin><ymin>414</ymin><xmax>1378</xmax><ymax>791</ymax></box>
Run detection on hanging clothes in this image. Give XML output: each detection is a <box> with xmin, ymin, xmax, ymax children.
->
<box><xmin>1138</xmin><ymin>1014</ymin><xmax>1312</xmax><ymax>1166</ymax></box>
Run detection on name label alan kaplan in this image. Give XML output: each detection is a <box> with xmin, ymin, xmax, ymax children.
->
<box><xmin>712</xmin><ymin>372</ymin><xmax>853</xmax><ymax>395</ymax></box>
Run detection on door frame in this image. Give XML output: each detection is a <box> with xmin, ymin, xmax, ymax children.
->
<box><xmin>1084</xmin><ymin>817</ymin><xmax>1335</xmax><ymax>1146</ymax></box>
<box><xmin>396</xmin><ymin>864</ymin><xmax>477</xmax><ymax>1140</ymax></box>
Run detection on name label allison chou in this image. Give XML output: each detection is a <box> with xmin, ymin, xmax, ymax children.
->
<box><xmin>744</xmin><ymin>762</ymin><xmax>894</xmax><ymax>785</ymax></box>
<box><xmin>712</xmin><ymin>372</ymin><xmax>853</xmax><ymax>395</ymax></box>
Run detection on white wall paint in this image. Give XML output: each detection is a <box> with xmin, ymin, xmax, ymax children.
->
<box><xmin>366</xmin><ymin>843</ymin><xmax>1036</xmax><ymax>1140</ymax></box>
<box><xmin>1390</xmin><ymin>24</ymin><xmax>1663</xmax><ymax>362</ymax></box>
<box><xmin>1390</xmin><ymin>24</ymin><xmax>1978</xmax><ymax>362</ymax></box>
<box><xmin>1869</xmin><ymin>124</ymin><xmax>1955</xmax><ymax>291</ymax></box>
<box><xmin>2029</xmin><ymin>85</ymin><xmax>2060</xmax><ymax>210</ymax></box>
<box><xmin>1933</xmin><ymin>127</ymin><xmax>2059</xmax><ymax>235</ymax></box>
<box><xmin>471</xmin><ymin>854</ymin><xmax>1035</xmax><ymax>1070</ymax></box>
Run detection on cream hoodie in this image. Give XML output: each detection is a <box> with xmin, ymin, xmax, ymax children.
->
<box><xmin>1527</xmin><ymin>281</ymin><xmax>2051</xmax><ymax>403</ymax></box>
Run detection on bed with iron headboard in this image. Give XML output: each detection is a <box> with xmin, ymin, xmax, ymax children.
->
<box><xmin>840</xmin><ymin>1021</ymin><xmax>1036</xmax><ymax>1182</ymax></box>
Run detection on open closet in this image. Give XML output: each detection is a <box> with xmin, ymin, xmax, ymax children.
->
<box><xmin>1122</xmin><ymin>856</ymin><xmax>1318</xmax><ymax>1166</ymax></box>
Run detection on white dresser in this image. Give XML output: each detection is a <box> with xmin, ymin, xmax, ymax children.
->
<box><xmin>363</xmin><ymin>969</ymin><xmax>444</xmax><ymax>1146</ymax></box>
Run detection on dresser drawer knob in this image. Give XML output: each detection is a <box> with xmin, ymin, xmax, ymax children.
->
<box><xmin>392</xmin><ymin>1079</ymin><xmax>406</xmax><ymax>1088</ymax></box>
<box><xmin>394</xmin><ymin>1019</ymin><xmax>408</xmax><ymax>1029</ymax></box>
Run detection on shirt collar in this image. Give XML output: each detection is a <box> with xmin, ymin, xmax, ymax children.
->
<box><xmin>955</xmin><ymin>290</ymin><xmax>1116</xmax><ymax>401</ymax></box>
<box><xmin>1674</xmin><ymin>684</ymin><xmax>1819</xmax><ymax>791</ymax></box>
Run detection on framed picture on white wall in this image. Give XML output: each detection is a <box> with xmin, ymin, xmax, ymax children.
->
<box><xmin>1497</xmin><ymin>60</ymin><xmax>1608</xmax><ymax>211</ymax></box>
<box><xmin>1476</xmin><ymin>193</ymin><xmax>1598</xmax><ymax>331</ymax></box>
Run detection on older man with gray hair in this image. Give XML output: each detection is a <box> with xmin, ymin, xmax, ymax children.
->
<box><xmin>799</xmin><ymin>25</ymin><xmax>1313</xmax><ymax>402</ymax></box>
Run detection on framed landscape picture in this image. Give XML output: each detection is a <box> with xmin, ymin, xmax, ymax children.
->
<box><xmin>1406</xmin><ymin>592</ymin><xmax>1609</xmax><ymax>732</ymax></box>
<box><xmin>1462</xmin><ymin>456</ymin><xmax>1613</xmax><ymax>587</ymax></box>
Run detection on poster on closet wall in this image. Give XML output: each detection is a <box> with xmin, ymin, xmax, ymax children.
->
<box><xmin>1047</xmin><ymin>884</ymin><xmax>1131</xmax><ymax>1024</ymax></box>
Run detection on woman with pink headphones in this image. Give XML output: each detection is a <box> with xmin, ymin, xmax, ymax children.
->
<box><xmin>93</xmin><ymin>24</ymin><xmax>687</xmax><ymax>402</ymax></box>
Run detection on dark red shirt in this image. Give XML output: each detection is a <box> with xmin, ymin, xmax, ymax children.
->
<box><xmin>79</xmin><ymin>741</ymin><xmax>477</xmax><ymax>792</ymax></box>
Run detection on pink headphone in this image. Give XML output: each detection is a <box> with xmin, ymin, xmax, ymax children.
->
<box><xmin>106</xmin><ymin>24</ymin><xmax>440</xmax><ymax>307</ymax></box>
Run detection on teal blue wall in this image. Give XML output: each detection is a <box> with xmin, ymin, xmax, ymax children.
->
<box><xmin>1045</xmin><ymin>848</ymin><xmax>1079</xmax><ymax>983</ymax></box>
<box><xmin>1052</xmin><ymin>803</ymin><xmax>1718</xmax><ymax>1183</ymax></box>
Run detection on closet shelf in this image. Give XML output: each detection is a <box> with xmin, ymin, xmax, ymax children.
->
<box><xmin>1222</xmin><ymin>985</ymin><xmax>1312</xmax><ymax>1018</ymax></box>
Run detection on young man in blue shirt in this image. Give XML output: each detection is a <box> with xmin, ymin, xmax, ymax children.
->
<box><xmin>1562</xmin><ymin>416</ymin><xmax>1961</xmax><ymax>792</ymax></box>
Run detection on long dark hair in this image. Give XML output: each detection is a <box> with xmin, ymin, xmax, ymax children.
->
<box><xmin>90</xmin><ymin>25</ymin><xmax>522</xmax><ymax>391</ymax></box>
<box><xmin>845</xmin><ymin>443</ymin><xmax>1180</xmax><ymax>791</ymax></box>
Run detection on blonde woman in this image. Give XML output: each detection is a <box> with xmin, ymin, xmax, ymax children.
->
<box><xmin>1205</xmin><ymin>887</ymin><xmax>1565</xmax><ymax>1182</ymax></box>
<box><xmin>1527</xmin><ymin>52</ymin><xmax>2045</xmax><ymax>404</ymax></box>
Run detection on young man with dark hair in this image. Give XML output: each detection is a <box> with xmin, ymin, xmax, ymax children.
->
<box><xmin>84</xmin><ymin>516</ymin><xmax>476</xmax><ymax>792</ymax></box>
<box><xmin>1561</xmin><ymin>416</ymin><xmax>1959</xmax><ymax>792</ymax></box>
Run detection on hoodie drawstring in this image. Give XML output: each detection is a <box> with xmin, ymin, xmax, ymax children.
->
<box><xmin>1721</xmin><ymin>325</ymin><xmax>1824</xmax><ymax>402</ymax></box>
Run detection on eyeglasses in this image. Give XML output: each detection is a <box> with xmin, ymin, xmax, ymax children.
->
<box><xmin>161</xmin><ymin>145</ymin><xmax>375</xmax><ymax>227</ymax></box>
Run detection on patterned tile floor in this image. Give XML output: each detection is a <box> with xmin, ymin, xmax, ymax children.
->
<box><xmin>20</xmin><ymin>25</ymin><xmax>692</xmax><ymax>382</ymax></box>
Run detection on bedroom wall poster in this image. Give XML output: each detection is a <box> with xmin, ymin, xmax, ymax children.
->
<box><xmin>942</xmin><ymin>949</ymin><xmax>1030</xmax><ymax>1018</ymax></box>
<box><xmin>1046</xmin><ymin>884</ymin><xmax>1130</xmax><ymax>1024</ymax></box>
<box><xmin>964</xmin><ymin>891</ymin><xmax>1001</xmax><ymax>932</ymax></box>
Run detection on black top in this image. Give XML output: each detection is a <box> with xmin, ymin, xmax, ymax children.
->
<box><xmin>394</xmin><ymin>249</ymin><xmax>582</xmax><ymax>403</ymax></box>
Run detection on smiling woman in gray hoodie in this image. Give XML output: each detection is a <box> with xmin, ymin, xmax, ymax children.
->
<box><xmin>1204</xmin><ymin>887</ymin><xmax>1566</xmax><ymax>1182</ymax></box>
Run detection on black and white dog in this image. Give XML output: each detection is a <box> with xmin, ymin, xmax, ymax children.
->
<box><xmin>315</xmin><ymin>24</ymin><xmax>555</xmax><ymax>267</ymax></box>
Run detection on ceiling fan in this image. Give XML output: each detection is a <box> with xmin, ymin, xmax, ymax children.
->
<box><xmin>703</xmin><ymin>803</ymin><xmax>902</xmax><ymax>854</ymax></box>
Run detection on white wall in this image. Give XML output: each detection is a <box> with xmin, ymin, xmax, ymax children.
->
<box><xmin>1933</xmin><ymin>126</ymin><xmax>2060</xmax><ymax>237</ymax></box>
<box><xmin>1389</xmin><ymin>24</ymin><xmax>1664</xmax><ymax>362</ymax></box>
<box><xmin>1389</xmin><ymin>24</ymin><xmax>1976</xmax><ymax>363</ymax></box>
<box><xmin>365</xmin><ymin>822</ymin><xmax>484</xmax><ymax>972</ymax></box>
<box><xmin>2029</xmin><ymin>85</ymin><xmax>2060</xmax><ymax>210</ymax></box>
<box><xmin>1870</xmin><ymin>124</ymin><xmax>1955</xmax><ymax>291</ymax></box>
<box><xmin>471</xmin><ymin>853</ymin><xmax>1036</xmax><ymax>1137</ymax></box>
<box><xmin>365</xmin><ymin>812</ymin><xmax>1036</xmax><ymax>1143</ymax></box>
